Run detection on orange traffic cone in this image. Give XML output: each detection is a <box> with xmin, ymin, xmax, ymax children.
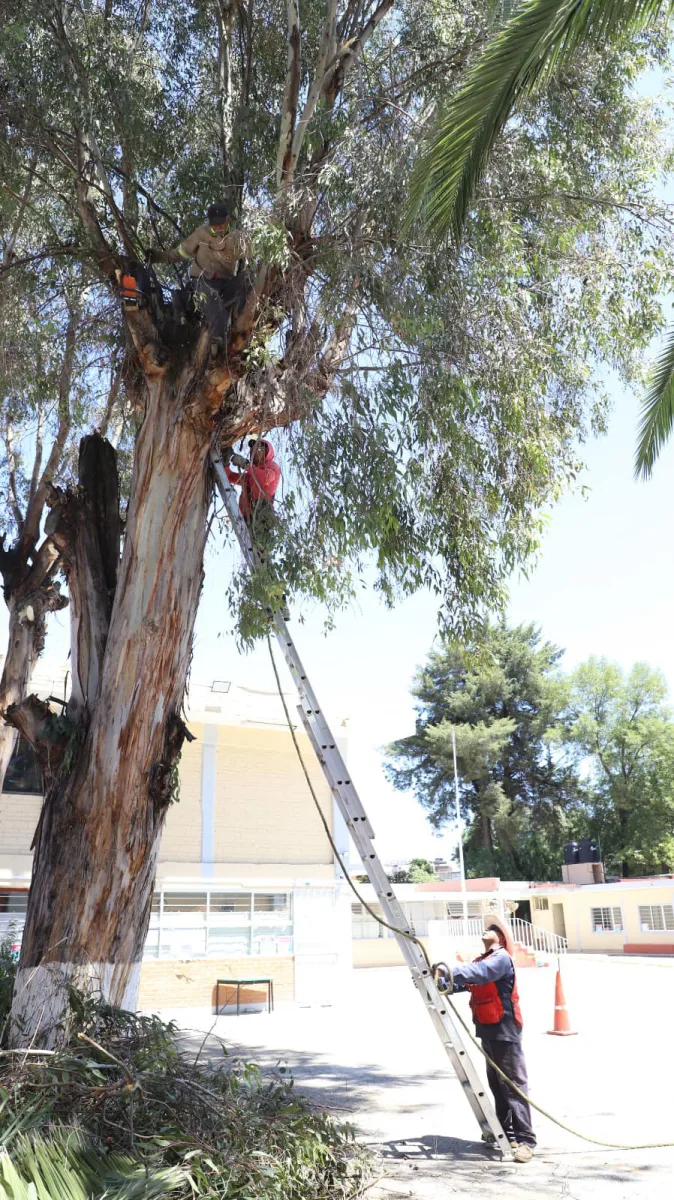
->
<box><xmin>547</xmin><ymin>963</ymin><xmax>577</xmax><ymax>1036</ymax></box>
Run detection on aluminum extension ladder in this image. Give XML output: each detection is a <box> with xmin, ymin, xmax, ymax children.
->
<box><xmin>211</xmin><ymin>452</ymin><xmax>513</xmax><ymax>1158</ymax></box>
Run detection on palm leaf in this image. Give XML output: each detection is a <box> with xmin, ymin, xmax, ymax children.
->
<box><xmin>407</xmin><ymin>0</ymin><xmax>674</xmax><ymax>242</ymax></box>
<box><xmin>635</xmin><ymin>325</ymin><xmax>674</xmax><ymax>477</ymax></box>
<box><xmin>0</xmin><ymin>1129</ymin><xmax>187</xmax><ymax>1200</ymax></box>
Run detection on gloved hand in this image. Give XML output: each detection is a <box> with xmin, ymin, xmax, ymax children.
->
<box><xmin>146</xmin><ymin>247</ymin><xmax>168</xmax><ymax>263</ymax></box>
<box><xmin>434</xmin><ymin>963</ymin><xmax>454</xmax><ymax>994</ymax></box>
<box><xmin>221</xmin><ymin>445</ymin><xmax>232</xmax><ymax>464</ymax></box>
<box><xmin>230</xmin><ymin>452</ymin><xmax>249</xmax><ymax>469</ymax></box>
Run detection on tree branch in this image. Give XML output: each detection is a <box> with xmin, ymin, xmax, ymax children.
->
<box><xmin>322</xmin><ymin>0</ymin><xmax>394</xmax><ymax>101</ymax></box>
<box><xmin>215</xmin><ymin>1</ymin><xmax>239</xmax><ymax>190</ymax></box>
<box><xmin>20</xmin><ymin>301</ymin><xmax>80</xmax><ymax>557</ymax></box>
<box><xmin>2</xmin><ymin>153</ymin><xmax>37</xmax><ymax>267</ymax></box>
<box><xmin>287</xmin><ymin>0</ymin><xmax>338</xmax><ymax>184</ymax></box>
<box><xmin>45</xmin><ymin>435</ymin><xmax>120</xmax><ymax>720</ymax></box>
<box><xmin>277</xmin><ymin>0</ymin><xmax>302</xmax><ymax>190</ymax></box>
<box><xmin>5</xmin><ymin>424</ymin><xmax>25</xmax><ymax>533</ymax></box>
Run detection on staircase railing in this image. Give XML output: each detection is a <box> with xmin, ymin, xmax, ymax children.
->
<box><xmin>511</xmin><ymin>917</ymin><xmax>567</xmax><ymax>955</ymax></box>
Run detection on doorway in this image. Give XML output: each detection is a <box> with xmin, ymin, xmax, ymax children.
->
<box><xmin>552</xmin><ymin>903</ymin><xmax>567</xmax><ymax>940</ymax></box>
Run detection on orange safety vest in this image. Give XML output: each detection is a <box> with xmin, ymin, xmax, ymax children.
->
<box><xmin>468</xmin><ymin>950</ymin><xmax>523</xmax><ymax>1029</ymax></box>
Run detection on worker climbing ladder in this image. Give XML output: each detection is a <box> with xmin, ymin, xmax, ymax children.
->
<box><xmin>211</xmin><ymin>451</ymin><xmax>514</xmax><ymax>1159</ymax></box>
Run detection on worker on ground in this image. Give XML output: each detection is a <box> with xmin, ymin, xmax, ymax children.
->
<box><xmin>436</xmin><ymin>926</ymin><xmax>536</xmax><ymax>1163</ymax></box>
<box><xmin>151</xmin><ymin>202</ymin><xmax>250</xmax><ymax>353</ymax></box>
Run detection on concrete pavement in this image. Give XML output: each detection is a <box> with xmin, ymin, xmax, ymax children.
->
<box><xmin>163</xmin><ymin>956</ymin><xmax>674</xmax><ymax>1199</ymax></box>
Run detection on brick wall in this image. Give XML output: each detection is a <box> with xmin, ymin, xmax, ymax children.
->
<box><xmin>138</xmin><ymin>955</ymin><xmax>295</xmax><ymax>1010</ymax></box>
<box><xmin>213</xmin><ymin>725</ymin><xmax>332</xmax><ymax>864</ymax></box>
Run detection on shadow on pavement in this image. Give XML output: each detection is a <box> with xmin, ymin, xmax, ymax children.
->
<box><xmin>374</xmin><ymin>1134</ymin><xmax>496</xmax><ymax>1162</ymax></box>
<box><xmin>177</xmin><ymin>1027</ymin><xmax>452</xmax><ymax>1114</ymax></box>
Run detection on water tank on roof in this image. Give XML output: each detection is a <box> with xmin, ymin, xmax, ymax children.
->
<box><xmin>563</xmin><ymin>841</ymin><xmax>579</xmax><ymax>865</ymax></box>
<box><xmin>577</xmin><ymin>838</ymin><xmax>599</xmax><ymax>864</ymax></box>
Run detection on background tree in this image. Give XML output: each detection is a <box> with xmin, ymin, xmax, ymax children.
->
<box><xmin>385</xmin><ymin>623</ymin><xmax>582</xmax><ymax>880</ymax></box>
<box><xmin>407</xmin><ymin>857</ymin><xmax>437</xmax><ymax>883</ymax></box>
<box><xmin>566</xmin><ymin>658</ymin><xmax>674</xmax><ymax>876</ymax></box>
<box><xmin>1</xmin><ymin>1</ymin><xmax>673</xmax><ymax>1042</ymax></box>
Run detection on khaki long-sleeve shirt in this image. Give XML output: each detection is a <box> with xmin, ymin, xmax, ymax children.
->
<box><xmin>166</xmin><ymin>224</ymin><xmax>250</xmax><ymax>278</ymax></box>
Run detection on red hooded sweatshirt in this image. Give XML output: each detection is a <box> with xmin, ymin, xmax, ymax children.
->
<box><xmin>225</xmin><ymin>439</ymin><xmax>281</xmax><ymax>519</ymax></box>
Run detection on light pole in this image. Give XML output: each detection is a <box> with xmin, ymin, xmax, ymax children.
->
<box><xmin>451</xmin><ymin>725</ymin><xmax>468</xmax><ymax>929</ymax></box>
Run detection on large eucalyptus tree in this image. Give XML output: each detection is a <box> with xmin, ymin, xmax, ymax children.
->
<box><xmin>1</xmin><ymin>0</ymin><xmax>672</xmax><ymax>1043</ymax></box>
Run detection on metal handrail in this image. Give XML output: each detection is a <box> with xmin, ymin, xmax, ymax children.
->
<box><xmin>511</xmin><ymin>916</ymin><xmax>567</xmax><ymax>955</ymax></box>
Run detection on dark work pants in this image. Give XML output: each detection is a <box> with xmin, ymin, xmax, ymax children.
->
<box><xmin>482</xmin><ymin>1038</ymin><xmax>536</xmax><ymax>1147</ymax></box>
<box><xmin>194</xmin><ymin>275</ymin><xmax>246</xmax><ymax>339</ymax></box>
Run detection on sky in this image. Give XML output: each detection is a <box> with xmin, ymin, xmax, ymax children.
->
<box><xmin>28</xmin><ymin>363</ymin><xmax>674</xmax><ymax>867</ymax></box>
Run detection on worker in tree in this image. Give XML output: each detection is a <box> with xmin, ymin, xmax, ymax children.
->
<box><xmin>151</xmin><ymin>202</ymin><xmax>251</xmax><ymax>353</ymax></box>
<box><xmin>225</xmin><ymin>438</ymin><xmax>288</xmax><ymax>619</ymax></box>
<box><xmin>225</xmin><ymin>438</ymin><xmax>281</xmax><ymax>523</ymax></box>
<box><xmin>436</xmin><ymin>925</ymin><xmax>536</xmax><ymax>1163</ymax></box>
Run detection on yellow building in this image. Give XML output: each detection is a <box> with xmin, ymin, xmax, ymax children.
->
<box><xmin>351</xmin><ymin>874</ymin><xmax>674</xmax><ymax>965</ymax></box>
<box><xmin>0</xmin><ymin>666</ymin><xmax>352</xmax><ymax>1011</ymax></box>
<box><xmin>523</xmin><ymin>878</ymin><xmax>674</xmax><ymax>954</ymax></box>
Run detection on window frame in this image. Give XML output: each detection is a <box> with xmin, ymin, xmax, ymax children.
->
<box><xmin>145</xmin><ymin>888</ymin><xmax>294</xmax><ymax>960</ymax></box>
<box><xmin>637</xmin><ymin>903</ymin><xmax>674</xmax><ymax>934</ymax></box>
<box><xmin>590</xmin><ymin>905</ymin><xmax>624</xmax><ymax>934</ymax></box>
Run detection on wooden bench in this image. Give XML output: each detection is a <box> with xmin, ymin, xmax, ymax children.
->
<box><xmin>215</xmin><ymin>977</ymin><xmax>274</xmax><ymax>1015</ymax></box>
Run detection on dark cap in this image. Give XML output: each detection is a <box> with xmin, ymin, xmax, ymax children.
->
<box><xmin>207</xmin><ymin>202</ymin><xmax>231</xmax><ymax>223</ymax></box>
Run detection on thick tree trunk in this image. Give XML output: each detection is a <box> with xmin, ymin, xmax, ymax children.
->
<box><xmin>0</xmin><ymin>597</ymin><xmax>46</xmax><ymax>787</ymax></box>
<box><xmin>10</xmin><ymin>374</ymin><xmax>209</xmax><ymax>1046</ymax></box>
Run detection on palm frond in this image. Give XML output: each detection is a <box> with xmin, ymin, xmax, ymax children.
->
<box><xmin>0</xmin><ymin>1130</ymin><xmax>187</xmax><ymax>1200</ymax></box>
<box><xmin>407</xmin><ymin>0</ymin><xmax>674</xmax><ymax>242</ymax></box>
<box><xmin>635</xmin><ymin>325</ymin><xmax>674</xmax><ymax>477</ymax></box>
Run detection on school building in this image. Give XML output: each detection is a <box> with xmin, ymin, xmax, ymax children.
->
<box><xmin>0</xmin><ymin>663</ymin><xmax>353</xmax><ymax>1012</ymax></box>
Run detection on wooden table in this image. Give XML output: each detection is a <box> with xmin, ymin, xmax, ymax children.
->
<box><xmin>216</xmin><ymin>977</ymin><xmax>274</xmax><ymax>1016</ymax></box>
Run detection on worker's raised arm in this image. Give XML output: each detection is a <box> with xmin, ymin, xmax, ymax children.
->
<box><xmin>150</xmin><ymin>228</ymin><xmax>201</xmax><ymax>265</ymax></box>
<box><xmin>451</xmin><ymin>950</ymin><xmax>512</xmax><ymax>992</ymax></box>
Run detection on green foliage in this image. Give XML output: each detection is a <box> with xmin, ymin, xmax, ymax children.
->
<box><xmin>407</xmin><ymin>857</ymin><xmax>437</xmax><ymax>883</ymax></box>
<box><xmin>0</xmin><ymin>937</ymin><xmax>17</xmax><ymax>1047</ymax></box>
<box><xmin>0</xmin><ymin>998</ymin><xmax>370</xmax><ymax>1200</ymax></box>
<box><xmin>385</xmin><ymin>623</ymin><xmax>582</xmax><ymax>879</ymax></box>
<box><xmin>566</xmin><ymin>658</ymin><xmax>674</xmax><ymax>875</ymax></box>
<box><xmin>408</xmin><ymin>0</ymin><xmax>674</xmax><ymax>241</ymax></box>
<box><xmin>0</xmin><ymin>1130</ymin><xmax>186</xmax><ymax>1199</ymax></box>
<box><xmin>3</xmin><ymin>2</ymin><xmax>674</xmax><ymax>635</ymax></box>
<box><xmin>635</xmin><ymin>325</ymin><xmax>674</xmax><ymax>478</ymax></box>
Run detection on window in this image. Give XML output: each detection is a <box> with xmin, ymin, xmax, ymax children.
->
<box><xmin>144</xmin><ymin>889</ymin><xmax>292</xmax><ymax>959</ymax></box>
<box><xmin>0</xmin><ymin>891</ymin><xmax>28</xmax><ymax>914</ymax></box>
<box><xmin>3</xmin><ymin>738</ymin><xmax>42</xmax><ymax>795</ymax></box>
<box><xmin>210</xmin><ymin>892</ymin><xmax>251</xmax><ymax>914</ymax></box>
<box><xmin>638</xmin><ymin>904</ymin><xmax>674</xmax><ymax>933</ymax></box>
<box><xmin>351</xmin><ymin>902</ymin><xmax>390</xmax><ymax>939</ymax></box>
<box><xmin>163</xmin><ymin>892</ymin><xmax>208</xmax><ymax>913</ymax></box>
<box><xmin>591</xmin><ymin>906</ymin><xmax>623</xmax><ymax>933</ymax></box>
<box><xmin>447</xmin><ymin>902</ymin><xmax>481</xmax><ymax>919</ymax></box>
<box><xmin>533</xmin><ymin>897</ymin><xmax>549</xmax><ymax>912</ymax></box>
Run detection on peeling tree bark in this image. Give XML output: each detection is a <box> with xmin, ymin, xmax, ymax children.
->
<box><xmin>9</xmin><ymin>365</ymin><xmax>230</xmax><ymax>1045</ymax></box>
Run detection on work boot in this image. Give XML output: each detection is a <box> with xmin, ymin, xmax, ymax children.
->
<box><xmin>513</xmin><ymin>1144</ymin><xmax>534</xmax><ymax>1163</ymax></box>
